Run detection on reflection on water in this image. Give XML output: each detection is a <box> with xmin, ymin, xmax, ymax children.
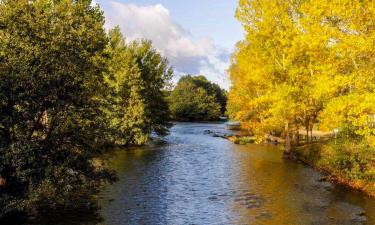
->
<box><xmin>98</xmin><ymin>122</ymin><xmax>375</xmax><ymax>225</ymax></box>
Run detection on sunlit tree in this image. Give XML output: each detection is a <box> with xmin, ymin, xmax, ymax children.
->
<box><xmin>229</xmin><ymin>0</ymin><xmax>375</xmax><ymax>152</ymax></box>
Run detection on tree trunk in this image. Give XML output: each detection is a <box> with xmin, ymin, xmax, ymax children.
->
<box><xmin>305</xmin><ymin>119</ymin><xmax>309</xmax><ymax>143</ymax></box>
<box><xmin>296</xmin><ymin>129</ymin><xmax>300</xmax><ymax>146</ymax></box>
<box><xmin>0</xmin><ymin>176</ymin><xmax>6</xmax><ymax>188</ymax></box>
<box><xmin>285</xmin><ymin>121</ymin><xmax>291</xmax><ymax>154</ymax></box>
<box><xmin>306</xmin><ymin>123</ymin><xmax>312</xmax><ymax>143</ymax></box>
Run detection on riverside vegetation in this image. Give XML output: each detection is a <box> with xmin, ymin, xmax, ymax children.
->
<box><xmin>0</xmin><ymin>0</ymin><xmax>173</xmax><ymax>223</ymax></box>
<box><xmin>1</xmin><ymin>0</ymin><xmax>375</xmax><ymax>223</ymax></box>
<box><xmin>168</xmin><ymin>75</ymin><xmax>227</xmax><ymax>121</ymax></box>
<box><xmin>228</xmin><ymin>0</ymin><xmax>375</xmax><ymax>196</ymax></box>
<box><xmin>0</xmin><ymin>0</ymin><xmax>227</xmax><ymax>223</ymax></box>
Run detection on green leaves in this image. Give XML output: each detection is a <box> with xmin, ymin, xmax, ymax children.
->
<box><xmin>104</xmin><ymin>27</ymin><xmax>173</xmax><ymax>146</ymax></box>
<box><xmin>0</xmin><ymin>0</ymin><xmax>111</xmax><ymax>218</ymax></box>
<box><xmin>0</xmin><ymin>0</ymin><xmax>173</xmax><ymax>221</ymax></box>
<box><xmin>168</xmin><ymin>75</ymin><xmax>226</xmax><ymax>121</ymax></box>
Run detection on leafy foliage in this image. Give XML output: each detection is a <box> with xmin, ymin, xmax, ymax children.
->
<box><xmin>0</xmin><ymin>0</ymin><xmax>113</xmax><ymax>218</ymax></box>
<box><xmin>0</xmin><ymin>0</ymin><xmax>172</xmax><ymax>221</ymax></box>
<box><xmin>229</xmin><ymin>0</ymin><xmax>375</xmax><ymax>152</ymax></box>
<box><xmin>295</xmin><ymin>140</ymin><xmax>375</xmax><ymax>195</ymax></box>
<box><xmin>104</xmin><ymin>27</ymin><xmax>173</xmax><ymax>146</ymax></box>
<box><xmin>168</xmin><ymin>75</ymin><xmax>227</xmax><ymax>121</ymax></box>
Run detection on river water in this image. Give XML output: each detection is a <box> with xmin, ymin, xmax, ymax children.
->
<box><xmin>98</xmin><ymin>122</ymin><xmax>375</xmax><ymax>225</ymax></box>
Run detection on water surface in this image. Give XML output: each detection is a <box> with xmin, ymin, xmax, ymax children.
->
<box><xmin>99</xmin><ymin>122</ymin><xmax>375</xmax><ymax>225</ymax></box>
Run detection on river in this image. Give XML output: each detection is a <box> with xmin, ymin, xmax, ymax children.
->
<box><xmin>98</xmin><ymin>122</ymin><xmax>375</xmax><ymax>225</ymax></box>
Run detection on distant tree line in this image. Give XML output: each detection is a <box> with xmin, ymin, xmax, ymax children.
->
<box><xmin>0</xmin><ymin>0</ymin><xmax>172</xmax><ymax>222</ymax></box>
<box><xmin>168</xmin><ymin>75</ymin><xmax>227</xmax><ymax>121</ymax></box>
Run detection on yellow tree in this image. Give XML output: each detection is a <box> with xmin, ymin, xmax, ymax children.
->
<box><xmin>230</xmin><ymin>0</ymin><xmax>318</xmax><ymax>152</ymax></box>
<box><xmin>314</xmin><ymin>0</ymin><xmax>375</xmax><ymax>143</ymax></box>
<box><xmin>229</xmin><ymin>0</ymin><xmax>375</xmax><ymax>152</ymax></box>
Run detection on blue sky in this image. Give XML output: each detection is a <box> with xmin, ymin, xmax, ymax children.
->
<box><xmin>93</xmin><ymin>0</ymin><xmax>243</xmax><ymax>88</ymax></box>
<box><xmin>116</xmin><ymin>0</ymin><xmax>243</xmax><ymax>50</ymax></box>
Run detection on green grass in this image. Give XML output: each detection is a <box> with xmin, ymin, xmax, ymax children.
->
<box><xmin>230</xmin><ymin>136</ymin><xmax>256</xmax><ymax>145</ymax></box>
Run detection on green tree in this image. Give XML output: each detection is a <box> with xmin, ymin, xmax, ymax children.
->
<box><xmin>105</xmin><ymin>27</ymin><xmax>173</xmax><ymax>146</ymax></box>
<box><xmin>169</xmin><ymin>75</ymin><xmax>225</xmax><ymax>121</ymax></box>
<box><xmin>0</xmin><ymin>0</ymin><xmax>113</xmax><ymax>219</ymax></box>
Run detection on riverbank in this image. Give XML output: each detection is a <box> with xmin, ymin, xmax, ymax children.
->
<box><xmin>224</xmin><ymin>131</ymin><xmax>375</xmax><ymax>198</ymax></box>
<box><xmin>291</xmin><ymin>142</ymin><xmax>375</xmax><ymax>198</ymax></box>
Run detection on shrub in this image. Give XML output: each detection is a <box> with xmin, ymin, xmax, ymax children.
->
<box><xmin>328</xmin><ymin>141</ymin><xmax>375</xmax><ymax>180</ymax></box>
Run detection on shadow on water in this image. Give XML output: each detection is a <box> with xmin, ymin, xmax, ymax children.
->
<box><xmin>1</xmin><ymin>209</ymin><xmax>103</xmax><ymax>225</ymax></box>
<box><xmin>37</xmin><ymin>210</ymin><xmax>103</xmax><ymax>225</ymax></box>
<box><xmin>29</xmin><ymin>122</ymin><xmax>375</xmax><ymax>225</ymax></box>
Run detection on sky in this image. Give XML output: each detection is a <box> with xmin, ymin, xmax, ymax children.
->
<box><xmin>92</xmin><ymin>0</ymin><xmax>244</xmax><ymax>89</ymax></box>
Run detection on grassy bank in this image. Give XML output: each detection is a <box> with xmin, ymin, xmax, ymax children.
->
<box><xmin>227</xmin><ymin>136</ymin><xmax>256</xmax><ymax>145</ymax></box>
<box><xmin>291</xmin><ymin>141</ymin><xmax>375</xmax><ymax>197</ymax></box>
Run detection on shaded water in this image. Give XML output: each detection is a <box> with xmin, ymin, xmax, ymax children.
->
<box><xmin>98</xmin><ymin>122</ymin><xmax>375</xmax><ymax>225</ymax></box>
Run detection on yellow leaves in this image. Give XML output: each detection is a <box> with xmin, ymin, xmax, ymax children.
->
<box><xmin>319</xmin><ymin>93</ymin><xmax>375</xmax><ymax>136</ymax></box>
<box><xmin>229</xmin><ymin>0</ymin><xmax>375</xmax><ymax>139</ymax></box>
<box><xmin>368</xmin><ymin>136</ymin><xmax>375</xmax><ymax>150</ymax></box>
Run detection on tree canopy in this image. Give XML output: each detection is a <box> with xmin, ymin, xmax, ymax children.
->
<box><xmin>104</xmin><ymin>27</ymin><xmax>173</xmax><ymax>146</ymax></box>
<box><xmin>0</xmin><ymin>0</ymin><xmax>112</xmax><ymax>218</ymax></box>
<box><xmin>169</xmin><ymin>75</ymin><xmax>227</xmax><ymax>121</ymax></box>
<box><xmin>228</xmin><ymin>0</ymin><xmax>375</xmax><ymax>152</ymax></box>
<box><xmin>0</xmin><ymin>0</ymin><xmax>173</xmax><ymax>221</ymax></box>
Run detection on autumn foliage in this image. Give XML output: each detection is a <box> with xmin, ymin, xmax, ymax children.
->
<box><xmin>228</xmin><ymin>0</ymin><xmax>375</xmax><ymax>153</ymax></box>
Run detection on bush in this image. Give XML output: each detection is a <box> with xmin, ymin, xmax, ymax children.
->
<box><xmin>295</xmin><ymin>140</ymin><xmax>375</xmax><ymax>182</ymax></box>
<box><xmin>231</xmin><ymin>136</ymin><xmax>256</xmax><ymax>145</ymax></box>
<box><xmin>327</xmin><ymin>141</ymin><xmax>375</xmax><ymax>181</ymax></box>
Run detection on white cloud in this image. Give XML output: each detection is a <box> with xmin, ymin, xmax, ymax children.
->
<box><xmin>97</xmin><ymin>1</ymin><xmax>230</xmax><ymax>89</ymax></box>
<box><xmin>91</xmin><ymin>0</ymin><xmax>98</xmax><ymax>7</ymax></box>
